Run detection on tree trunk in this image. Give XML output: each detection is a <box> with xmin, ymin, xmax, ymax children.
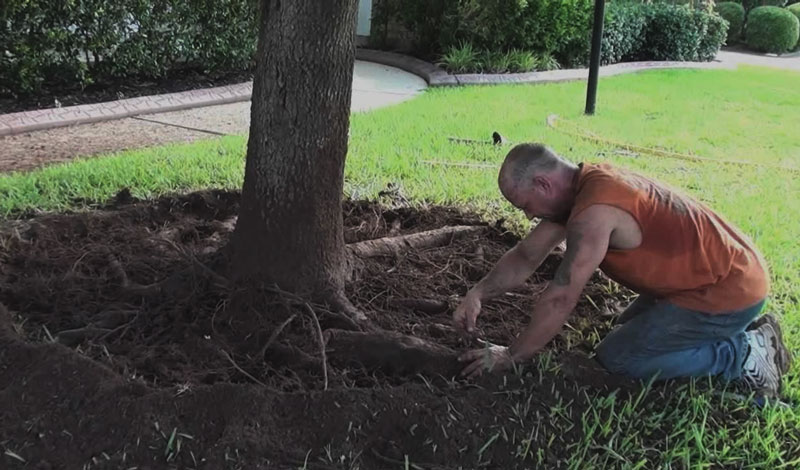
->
<box><xmin>230</xmin><ymin>0</ymin><xmax>359</xmax><ymax>301</ymax></box>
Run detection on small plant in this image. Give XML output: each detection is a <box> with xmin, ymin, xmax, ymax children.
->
<box><xmin>715</xmin><ymin>2</ymin><xmax>746</xmax><ymax>43</ymax></box>
<box><xmin>508</xmin><ymin>49</ymin><xmax>538</xmax><ymax>73</ymax></box>
<box><xmin>439</xmin><ymin>42</ymin><xmax>481</xmax><ymax>73</ymax></box>
<box><xmin>745</xmin><ymin>6</ymin><xmax>800</xmax><ymax>53</ymax></box>
<box><xmin>535</xmin><ymin>53</ymin><xmax>560</xmax><ymax>71</ymax></box>
<box><xmin>481</xmin><ymin>51</ymin><xmax>513</xmax><ymax>73</ymax></box>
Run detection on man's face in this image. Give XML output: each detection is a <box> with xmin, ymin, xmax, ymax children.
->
<box><xmin>506</xmin><ymin>181</ymin><xmax>549</xmax><ymax>221</ymax></box>
<box><xmin>504</xmin><ymin>177</ymin><xmax>568</xmax><ymax>224</ymax></box>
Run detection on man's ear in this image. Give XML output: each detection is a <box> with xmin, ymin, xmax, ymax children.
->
<box><xmin>533</xmin><ymin>176</ymin><xmax>551</xmax><ymax>193</ymax></box>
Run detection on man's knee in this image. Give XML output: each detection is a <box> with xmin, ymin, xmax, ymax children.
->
<box><xmin>596</xmin><ymin>333</ymin><xmax>631</xmax><ymax>375</ymax></box>
<box><xmin>596</xmin><ymin>333</ymin><xmax>657</xmax><ymax>379</ymax></box>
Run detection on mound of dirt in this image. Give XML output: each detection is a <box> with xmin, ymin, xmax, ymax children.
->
<box><xmin>0</xmin><ymin>190</ymin><xmax>639</xmax><ymax>469</ymax></box>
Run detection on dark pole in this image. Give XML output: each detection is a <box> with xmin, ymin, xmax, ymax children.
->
<box><xmin>584</xmin><ymin>0</ymin><xmax>606</xmax><ymax>115</ymax></box>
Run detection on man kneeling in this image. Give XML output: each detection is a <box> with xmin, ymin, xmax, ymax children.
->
<box><xmin>454</xmin><ymin>143</ymin><xmax>791</xmax><ymax>397</ymax></box>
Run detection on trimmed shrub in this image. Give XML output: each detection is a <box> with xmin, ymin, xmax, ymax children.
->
<box><xmin>698</xmin><ymin>11</ymin><xmax>730</xmax><ymax>59</ymax></box>
<box><xmin>571</xmin><ymin>3</ymin><xmax>726</xmax><ymax>65</ymax></box>
<box><xmin>745</xmin><ymin>6</ymin><xmax>800</xmax><ymax>52</ymax></box>
<box><xmin>742</xmin><ymin>0</ymin><xmax>787</xmax><ymax>12</ymax></box>
<box><xmin>715</xmin><ymin>2</ymin><xmax>746</xmax><ymax>42</ymax></box>
<box><xmin>0</xmin><ymin>0</ymin><xmax>258</xmax><ymax>95</ymax></box>
<box><xmin>789</xmin><ymin>3</ymin><xmax>800</xmax><ymax>22</ymax></box>
<box><xmin>789</xmin><ymin>2</ymin><xmax>800</xmax><ymax>48</ymax></box>
<box><xmin>599</xmin><ymin>3</ymin><xmax>648</xmax><ymax>64</ymax></box>
<box><xmin>375</xmin><ymin>0</ymin><xmax>594</xmax><ymax>66</ymax></box>
<box><xmin>638</xmin><ymin>4</ymin><xmax>706</xmax><ymax>61</ymax></box>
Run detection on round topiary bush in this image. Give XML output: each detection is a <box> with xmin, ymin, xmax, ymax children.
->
<box><xmin>789</xmin><ymin>3</ymin><xmax>800</xmax><ymax>21</ymax></box>
<box><xmin>790</xmin><ymin>3</ymin><xmax>800</xmax><ymax>48</ymax></box>
<box><xmin>745</xmin><ymin>6</ymin><xmax>800</xmax><ymax>52</ymax></box>
<box><xmin>715</xmin><ymin>2</ymin><xmax>746</xmax><ymax>42</ymax></box>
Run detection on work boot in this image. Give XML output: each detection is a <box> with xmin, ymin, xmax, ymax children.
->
<box><xmin>741</xmin><ymin>314</ymin><xmax>791</xmax><ymax>396</ymax></box>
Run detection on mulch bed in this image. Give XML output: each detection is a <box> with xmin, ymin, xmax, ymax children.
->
<box><xmin>0</xmin><ymin>190</ymin><xmax>646</xmax><ymax>469</ymax></box>
<box><xmin>0</xmin><ymin>69</ymin><xmax>253</xmax><ymax>115</ymax></box>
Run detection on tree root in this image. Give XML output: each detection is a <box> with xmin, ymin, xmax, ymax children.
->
<box><xmin>258</xmin><ymin>314</ymin><xmax>297</xmax><ymax>358</ymax></box>
<box><xmin>387</xmin><ymin>297</ymin><xmax>449</xmax><ymax>315</ymax></box>
<box><xmin>220</xmin><ymin>348</ymin><xmax>267</xmax><ymax>386</ymax></box>
<box><xmin>55</xmin><ymin>327</ymin><xmax>113</xmax><ymax>347</ymax></box>
<box><xmin>93</xmin><ymin>309</ymin><xmax>139</xmax><ymax>329</ymax></box>
<box><xmin>347</xmin><ymin>225</ymin><xmax>485</xmax><ymax>258</ymax></box>
<box><xmin>304</xmin><ymin>303</ymin><xmax>328</xmax><ymax>390</ymax></box>
<box><xmin>323</xmin><ymin>329</ymin><xmax>460</xmax><ymax>377</ymax></box>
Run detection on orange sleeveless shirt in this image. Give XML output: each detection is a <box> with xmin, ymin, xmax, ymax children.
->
<box><xmin>567</xmin><ymin>163</ymin><xmax>769</xmax><ymax>314</ymax></box>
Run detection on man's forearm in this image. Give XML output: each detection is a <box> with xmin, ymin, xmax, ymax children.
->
<box><xmin>470</xmin><ymin>247</ymin><xmax>537</xmax><ymax>300</ymax></box>
<box><xmin>507</xmin><ymin>289</ymin><xmax>576</xmax><ymax>361</ymax></box>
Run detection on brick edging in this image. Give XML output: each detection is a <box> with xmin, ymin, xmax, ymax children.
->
<box><xmin>356</xmin><ymin>48</ymin><xmax>734</xmax><ymax>87</ymax></box>
<box><xmin>1</xmin><ymin>49</ymin><xmax>737</xmax><ymax>137</ymax></box>
<box><xmin>0</xmin><ymin>82</ymin><xmax>253</xmax><ymax>137</ymax></box>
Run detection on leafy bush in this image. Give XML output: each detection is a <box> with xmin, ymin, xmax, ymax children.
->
<box><xmin>745</xmin><ymin>6</ymin><xmax>800</xmax><ymax>52</ymax></box>
<box><xmin>698</xmin><ymin>11</ymin><xmax>730</xmax><ymax>59</ymax></box>
<box><xmin>376</xmin><ymin>0</ymin><xmax>593</xmax><ymax>66</ymax></box>
<box><xmin>638</xmin><ymin>4</ymin><xmax>708</xmax><ymax>61</ymax></box>
<box><xmin>599</xmin><ymin>3</ymin><xmax>648</xmax><ymax>64</ymax></box>
<box><xmin>0</xmin><ymin>0</ymin><xmax>258</xmax><ymax>95</ymax></box>
<box><xmin>389</xmin><ymin>0</ymin><xmax>728</xmax><ymax>72</ymax></box>
<box><xmin>715</xmin><ymin>2</ymin><xmax>746</xmax><ymax>42</ymax></box>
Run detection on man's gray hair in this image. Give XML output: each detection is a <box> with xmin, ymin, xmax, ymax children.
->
<box><xmin>500</xmin><ymin>143</ymin><xmax>563</xmax><ymax>191</ymax></box>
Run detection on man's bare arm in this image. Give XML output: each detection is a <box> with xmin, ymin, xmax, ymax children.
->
<box><xmin>468</xmin><ymin>220</ymin><xmax>566</xmax><ymax>301</ymax></box>
<box><xmin>507</xmin><ymin>210</ymin><xmax>612</xmax><ymax>361</ymax></box>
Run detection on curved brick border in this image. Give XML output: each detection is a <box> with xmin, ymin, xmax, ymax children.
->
<box><xmin>0</xmin><ymin>82</ymin><xmax>252</xmax><ymax>137</ymax></box>
<box><xmin>356</xmin><ymin>48</ymin><xmax>735</xmax><ymax>87</ymax></box>
<box><xmin>0</xmin><ymin>49</ymin><xmax>757</xmax><ymax>138</ymax></box>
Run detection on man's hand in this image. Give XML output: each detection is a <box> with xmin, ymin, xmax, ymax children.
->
<box><xmin>452</xmin><ymin>292</ymin><xmax>482</xmax><ymax>334</ymax></box>
<box><xmin>458</xmin><ymin>343</ymin><xmax>514</xmax><ymax>378</ymax></box>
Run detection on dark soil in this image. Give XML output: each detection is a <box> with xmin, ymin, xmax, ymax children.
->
<box><xmin>0</xmin><ymin>68</ymin><xmax>254</xmax><ymax>114</ymax></box>
<box><xmin>0</xmin><ymin>190</ymin><xmax>643</xmax><ymax>470</ymax></box>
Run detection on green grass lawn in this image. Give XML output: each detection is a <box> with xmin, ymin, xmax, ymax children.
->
<box><xmin>1</xmin><ymin>65</ymin><xmax>799</xmax><ymax>467</ymax></box>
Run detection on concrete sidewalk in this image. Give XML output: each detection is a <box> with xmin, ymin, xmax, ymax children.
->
<box><xmin>0</xmin><ymin>60</ymin><xmax>427</xmax><ymax>173</ymax></box>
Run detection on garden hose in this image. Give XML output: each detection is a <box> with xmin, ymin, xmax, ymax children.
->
<box><xmin>546</xmin><ymin>114</ymin><xmax>800</xmax><ymax>175</ymax></box>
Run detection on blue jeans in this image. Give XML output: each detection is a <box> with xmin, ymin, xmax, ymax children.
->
<box><xmin>596</xmin><ymin>296</ymin><xmax>765</xmax><ymax>381</ymax></box>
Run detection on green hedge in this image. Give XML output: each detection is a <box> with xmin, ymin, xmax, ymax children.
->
<box><xmin>745</xmin><ymin>6</ymin><xmax>800</xmax><ymax>52</ymax></box>
<box><xmin>376</xmin><ymin>1</ymin><xmax>727</xmax><ymax>68</ymax></box>
<box><xmin>598</xmin><ymin>3</ymin><xmax>648</xmax><ymax>65</ymax></box>
<box><xmin>2</xmin><ymin>0</ymin><xmax>732</xmax><ymax>95</ymax></box>
<box><xmin>0</xmin><ymin>0</ymin><xmax>258</xmax><ymax>95</ymax></box>
<box><xmin>635</xmin><ymin>4</ymin><xmax>727</xmax><ymax>61</ymax></box>
<box><xmin>373</xmin><ymin>0</ymin><xmax>595</xmax><ymax>67</ymax></box>
<box><xmin>715</xmin><ymin>2</ymin><xmax>746</xmax><ymax>43</ymax></box>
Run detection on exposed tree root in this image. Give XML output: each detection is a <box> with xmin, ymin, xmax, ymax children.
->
<box><xmin>55</xmin><ymin>327</ymin><xmax>113</xmax><ymax>347</ymax></box>
<box><xmin>323</xmin><ymin>329</ymin><xmax>460</xmax><ymax>377</ymax></box>
<box><xmin>387</xmin><ymin>297</ymin><xmax>450</xmax><ymax>315</ymax></box>
<box><xmin>304</xmin><ymin>303</ymin><xmax>328</xmax><ymax>390</ymax></box>
<box><xmin>347</xmin><ymin>226</ymin><xmax>485</xmax><ymax>258</ymax></box>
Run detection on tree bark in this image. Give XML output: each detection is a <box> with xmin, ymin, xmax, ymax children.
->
<box><xmin>230</xmin><ymin>0</ymin><xmax>359</xmax><ymax>300</ymax></box>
